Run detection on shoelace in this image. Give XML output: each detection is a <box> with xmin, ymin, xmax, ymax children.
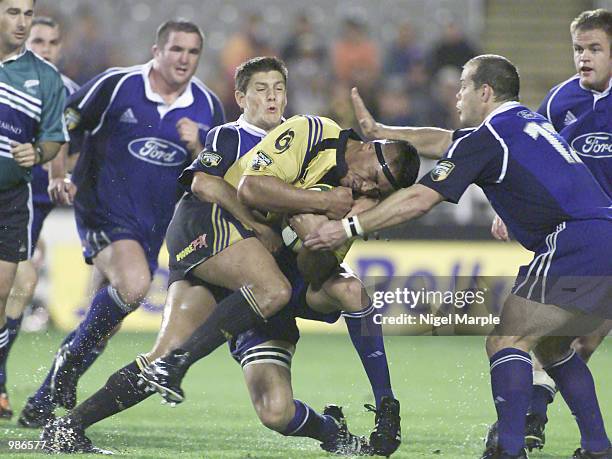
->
<box><xmin>365</xmin><ymin>403</ymin><xmax>396</xmax><ymax>438</ymax></box>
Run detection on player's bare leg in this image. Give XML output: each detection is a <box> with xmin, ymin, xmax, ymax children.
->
<box><xmin>42</xmin><ymin>280</ymin><xmax>217</xmax><ymax>453</ymax></box>
<box><xmin>141</xmin><ymin>237</ymin><xmax>292</xmax><ymax>404</ymax></box>
<box><xmin>483</xmin><ymin>294</ymin><xmax>610</xmax><ymax>458</ymax></box>
<box><xmin>0</xmin><ymin>259</ymin><xmax>18</xmax><ymax>419</ymax></box>
<box><xmin>242</xmin><ymin>341</ymin><xmax>369</xmax><ymax>455</ymax></box>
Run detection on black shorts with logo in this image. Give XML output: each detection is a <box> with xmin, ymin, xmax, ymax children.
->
<box><xmin>166</xmin><ymin>193</ymin><xmax>255</xmax><ymax>286</ymax></box>
<box><xmin>0</xmin><ymin>183</ymin><xmax>32</xmax><ymax>263</ymax></box>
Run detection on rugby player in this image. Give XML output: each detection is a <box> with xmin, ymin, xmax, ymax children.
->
<box><xmin>306</xmin><ymin>55</ymin><xmax>612</xmax><ymax>459</ymax></box>
<box><xmin>19</xmin><ymin>19</ymin><xmax>224</xmax><ymax>425</ymax></box>
<box><xmin>41</xmin><ymin>56</ymin><xmax>415</xmax><ymax>456</ymax></box>
<box><xmin>0</xmin><ymin>16</ymin><xmax>79</xmax><ymax>421</ymax></box>
<box><xmin>486</xmin><ymin>9</ymin><xmax>612</xmax><ymax>452</ymax></box>
<box><xmin>0</xmin><ymin>0</ymin><xmax>68</xmax><ymax>419</ymax></box>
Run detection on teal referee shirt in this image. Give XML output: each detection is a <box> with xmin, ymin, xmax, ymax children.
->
<box><xmin>0</xmin><ymin>48</ymin><xmax>68</xmax><ymax>190</ymax></box>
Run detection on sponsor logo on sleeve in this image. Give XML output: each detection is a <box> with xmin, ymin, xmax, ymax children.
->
<box><xmin>127</xmin><ymin>138</ymin><xmax>189</xmax><ymax>166</ymax></box>
<box><xmin>570</xmin><ymin>132</ymin><xmax>612</xmax><ymax>158</ymax></box>
<box><xmin>198</xmin><ymin>151</ymin><xmax>222</xmax><ymax>167</ymax></box>
<box><xmin>251</xmin><ymin>150</ymin><xmax>273</xmax><ymax>170</ymax></box>
<box><xmin>64</xmin><ymin>108</ymin><xmax>81</xmax><ymax>131</ymax></box>
<box><xmin>24</xmin><ymin>79</ymin><xmax>40</xmax><ymax>88</ymax></box>
<box><xmin>517</xmin><ymin>109</ymin><xmax>539</xmax><ymax>120</ymax></box>
<box><xmin>430</xmin><ymin>160</ymin><xmax>455</xmax><ymax>182</ymax></box>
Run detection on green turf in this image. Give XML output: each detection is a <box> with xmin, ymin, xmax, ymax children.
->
<box><xmin>1</xmin><ymin>330</ymin><xmax>610</xmax><ymax>458</ymax></box>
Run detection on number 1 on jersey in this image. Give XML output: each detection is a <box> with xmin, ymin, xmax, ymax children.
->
<box><xmin>523</xmin><ymin>122</ymin><xmax>582</xmax><ymax>164</ymax></box>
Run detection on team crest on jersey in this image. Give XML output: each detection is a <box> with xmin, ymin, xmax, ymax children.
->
<box><xmin>198</xmin><ymin>151</ymin><xmax>222</xmax><ymax>167</ymax></box>
<box><xmin>571</xmin><ymin>132</ymin><xmax>612</xmax><ymax>158</ymax></box>
<box><xmin>251</xmin><ymin>150</ymin><xmax>273</xmax><ymax>170</ymax></box>
<box><xmin>128</xmin><ymin>138</ymin><xmax>188</xmax><ymax>166</ymax></box>
<box><xmin>64</xmin><ymin>108</ymin><xmax>81</xmax><ymax>130</ymax></box>
<box><xmin>430</xmin><ymin>160</ymin><xmax>455</xmax><ymax>182</ymax></box>
<box><xmin>274</xmin><ymin>129</ymin><xmax>295</xmax><ymax>154</ymax></box>
<box><xmin>517</xmin><ymin>110</ymin><xmax>539</xmax><ymax>120</ymax></box>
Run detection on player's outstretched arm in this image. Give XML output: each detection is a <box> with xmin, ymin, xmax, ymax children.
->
<box><xmin>351</xmin><ymin>87</ymin><xmax>452</xmax><ymax>159</ymax></box>
<box><xmin>238</xmin><ymin>175</ymin><xmax>353</xmax><ymax>220</ymax></box>
<box><xmin>304</xmin><ymin>184</ymin><xmax>443</xmax><ymax>251</ymax></box>
<box><xmin>192</xmin><ymin>172</ymin><xmax>281</xmax><ymax>252</ymax></box>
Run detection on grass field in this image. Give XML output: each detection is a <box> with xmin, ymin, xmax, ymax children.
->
<box><xmin>1</xmin><ymin>330</ymin><xmax>610</xmax><ymax>458</ymax></box>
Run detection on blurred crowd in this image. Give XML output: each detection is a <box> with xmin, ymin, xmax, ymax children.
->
<box><xmin>36</xmin><ymin>4</ymin><xmax>494</xmax><ymax>228</ymax></box>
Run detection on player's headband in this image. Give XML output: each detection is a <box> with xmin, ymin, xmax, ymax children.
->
<box><xmin>374</xmin><ymin>141</ymin><xmax>401</xmax><ymax>190</ymax></box>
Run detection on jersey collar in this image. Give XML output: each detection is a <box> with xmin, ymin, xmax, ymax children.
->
<box><xmin>142</xmin><ymin>60</ymin><xmax>194</xmax><ymax>117</ymax></box>
<box><xmin>1</xmin><ymin>47</ymin><xmax>27</xmax><ymax>65</ymax></box>
<box><xmin>236</xmin><ymin>115</ymin><xmax>268</xmax><ymax>137</ymax></box>
<box><xmin>577</xmin><ymin>75</ymin><xmax>612</xmax><ymax>97</ymax></box>
<box><xmin>482</xmin><ymin>101</ymin><xmax>522</xmax><ymax>125</ymax></box>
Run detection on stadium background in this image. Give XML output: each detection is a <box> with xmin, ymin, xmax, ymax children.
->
<box><xmin>4</xmin><ymin>2</ymin><xmax>610</xmax><ymax>458</ymax></box>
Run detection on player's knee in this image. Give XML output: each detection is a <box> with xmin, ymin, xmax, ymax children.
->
<box><xmin>255</xmin><ymin>396</ymin><xmax>294</xmax><ymax>433</ymax></box>
<box><xmin>253</xmin><ymin>278</ymin><xmax>292</xmax><ymax>318</ymax></box>
<box><xmin>572</xmin><ymin>336</ymin><xmax>601</xmax><ymax>363</ymax></box>
<box><xmin>113</xmin><ymin>275</ymin><xmax>150</xmax><ymax>307</ymax></box>
<box><xmin>14</xmin><ymin>262</ymin><xmax>38</xmax><ymax>296</ymax></box>
<box><xmin>486</xmin><ymin>333</ymin><xmax>522</xmax><ymax>357</ymax></box>
<box><xmin>336</xmin><ymin>279</ymin><xmax>368</xmax><ymax>313</ymax></box>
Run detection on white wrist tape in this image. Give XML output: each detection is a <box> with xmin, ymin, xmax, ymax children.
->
<box><xmin>342</xmin><ymin>216</ymin><xmax>365</xmax><ymax>238</ymax></box>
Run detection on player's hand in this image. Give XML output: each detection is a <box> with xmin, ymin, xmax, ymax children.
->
<box><xmin>176</xmin><ymin>117</ymin><xmax>203</xmax><ymax>155</ymax></box>
<box><xmin>254</xmin><ymin>223</ymin><xmax>283</xmax><ymax>253</ymax></box>
<box><xmin>10</xmin><ymin>141</ymin><xmax>37</xmax><ymax>167</ymax></box>
<box><xmin>304</xmin><ymin>220</ymin><xmax>348</xmax><ymax>251</ymax></box>
<box><xmin>491</xmin><ymin>214</ymin><xmax>510</xmax><ymax>241</ymax></box>
<box><xmin>48</xmin><ymin>177</ymin><xmax>77</xmax><ymax>205</ymax></box>
<box><xmin>351</xmin><ymin>87</ymin><xmax>383</xmax><ymax>139</ymax></box>
<box><xmin>325</xmin><ymin>186</ymin><xmax>353</xmax><ymax>220</ymax></box>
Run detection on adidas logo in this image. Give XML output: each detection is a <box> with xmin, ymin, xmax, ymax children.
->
<box><xmin>18</xmin><ymin>243</ymin><xmax>26</xmax><ymax>253</ymax></box>
<box><xmin>367</xmin><ymin>351</ymin><xmax>384</xmax><ymax>358</ymax></box>
<box><xmin>563</xmin><ymin>110</ymin><xmax>577</xmax><ymax>126</ymax></box>
<box><xmin>494</xmin><ymin>396</ymin><xmax>506</xmax><ymax>404</ymax></box>
<box><xmin>120</xmin><ymin>108</ymin><xmax>138</xmax><ymax>124</ymax></box>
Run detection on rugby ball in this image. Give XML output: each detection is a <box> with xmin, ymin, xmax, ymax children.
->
<box><xmin>281</xmin><ymin>184</ymin><xmax>333</xmax><ymax>252</ymax></box>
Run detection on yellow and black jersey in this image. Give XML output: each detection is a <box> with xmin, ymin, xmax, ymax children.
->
<box><xmin>223</xmin><ymin>115</ymin><xmax>359</xmax><ymax>189</ymax></box>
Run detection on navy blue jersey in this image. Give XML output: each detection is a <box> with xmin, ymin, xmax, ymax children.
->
<box><xmin>69</xmin><ymin>62</ymin><xmax>224</xmax><ymax>237</ymax></box>
<box><xmin>538</xmin><ymin>75</ymin><xmax>611</xmax><ymax>198</ymax></box>
<box><xmin>31</xmin><ymin>73</ymin><xmax>79</xmax><ymax>205</ymax></box>
<box><xmin>420</xmin><ymin>102</ymin><xmax>612</xmax><ymax>251</ymax></box>
<box><xmin>178</xmin><ymin>115</ymin><xmax>268</xmax><ymax>190</ymax></box>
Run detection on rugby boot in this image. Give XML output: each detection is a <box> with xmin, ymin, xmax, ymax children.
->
<box><xmin>41</xmin><ymin>417</ymin><xmax>114</xmax><ymax>454</ymax></box>
<box><xmin>0</xmin><ymin>391</ymin><xmax>12</xmax><ymax>419</ymax></box>
<box><xmin>320</xmin><ymin>404</ymin><xmax>372</xmax><ymax>456</ymax></box>
<box><xmin>49</xmin><ymin>343</ymin><xmax>80</xmax><ymax>409</ymax></box>
<box><xmin>138</xmin><ymin>349</ymin><xmax>190</xmax><ymax>404</ymax></box>
<box><xmin>484</xmin><ymin>421</ymin><xmax>499</xmax><ymax>451</ymax></box>
<box><xmin>480</xmin><ymin>447</ymin><xmax>529</xmax><ymax>459</ymax></box>
<box><xmin>524</xmin><ymin>413</ymin><xmax>546</xmax><ymax>451</ymax></box>
<box><xmin>366</xmin><ymin>396</ymin><xmax>401</xmax><ymax>456</ymax></box>
<box><xmin>18</xmin><ymin>396</ymin><xmax>55</xmax><ymax>428</ymax></box>
<box><xmin>572</xmin><ymin>447</ymin><xmax>612</xmax><ymax>459</ymax></box>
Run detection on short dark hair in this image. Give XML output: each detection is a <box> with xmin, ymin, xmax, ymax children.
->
<box><xmin>571</xmin><ymin>9</ymin><xmax>612</xmax><ymax>44</ymax></box>
<box><xmin>466</xmin><ymin>54</ymin><xmax>520</xmax><ymax>103</ymax></box>
<box><xmin>383</xmin><ymin>141</ymin><xmax>421</xmax><ymax>192</ymax></box>
<box><xmin>156</xmin><ymin>19</ymin><xmax>204</xmax><ymax>49</ymax></box>
<box><xmin>32</xmin><ymin>16</ymin><xmax>59</xmax><ymax>31</ymax></box>
<box><xmin>234</xmin><ymin>56</ymin><xmax>288</xmax><ymax>93</ymax></box>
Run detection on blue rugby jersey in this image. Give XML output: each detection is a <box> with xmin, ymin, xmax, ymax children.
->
<box><xmin>420</xmin><ymin>102</ymin><xmax>612</xmax><ymax>251</ymax></box>
<box><xmin>68</xmin><ymin>61</ymin><xmax>224</xmax><ymax>236</ymax></box>
<box><xmin>31</xmin><ymin>73</ymin><xmax>79</xmax><ymax>205</ymax></box>
<box><xmin>538</xmin><ymin>75</ymin><xmax>611</xmax><ymax>197</ymax></box>
<box><xmin>178</xmin><ymin>114</ymin><xmax>268</xmax><ymax>189</ymax></box>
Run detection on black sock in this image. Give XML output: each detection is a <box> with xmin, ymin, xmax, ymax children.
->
<box><xmin>180</xmin><ymin>286</ymin><xmax>265</xmax><ymax>367</ymax></box>
<box><xmin>68</xmin><ymin>358</ymin><xmax>152</xmax><ymax>429</ymax></box>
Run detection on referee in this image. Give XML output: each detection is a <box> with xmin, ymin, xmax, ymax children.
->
<box><xmin>0</xmin><ymin>0</ymin><xmax>68</xmax><ymax>419</ymax></box>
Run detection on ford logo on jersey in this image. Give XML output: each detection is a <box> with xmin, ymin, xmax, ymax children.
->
<box><xmin>128</xmin><ymin>138</ymin><xmax>188</xmax><ymax>166</ymax></box>
<box><xmin>571</xmin><ymin>132</ymin><xmax>612</xmax><ymax>158</ymax></box>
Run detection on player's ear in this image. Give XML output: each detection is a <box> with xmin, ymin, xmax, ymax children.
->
<box><xmin>151</xmin><ymin>44</ymin><xmax>158</xmax><ymax>57</ymax></box>
<box><xmin>481</xmin><ymin>84</ymin><xmax>493</xmax><ymax>102</ymax></box>
<box><xmin>234</xmin><ymin>90</ymin><xmax>246</xmax><ymax>110</ymax></box>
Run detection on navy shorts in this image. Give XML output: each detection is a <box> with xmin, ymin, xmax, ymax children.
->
<box><xmin>75</xmin><ymin>211</ymin><xmax>164</xmax><ymax>276</ymax></box>
<box><xmin>512</xmin><ymin>220</ymin><xmax>612</xmax><ymax>318</ymax></box>
<box><xmin>229</xmin><ymin>247</ymin><xmax>346</xmax><ymax>368</ymax></box>
<box><xmin>31</xmin><ymin>202</ymin><xmax>54</xmax><ymax>252</ymax></box>
<box><xmin>0</xmin><ymin>183</ymin><xmax>32</xmax><ymax>263</ymax></box>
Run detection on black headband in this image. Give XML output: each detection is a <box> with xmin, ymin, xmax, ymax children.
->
<box><xmin>374</xmin><ymin>142</ymin><xmax>400</xmax><ymax>190</ymax></box>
